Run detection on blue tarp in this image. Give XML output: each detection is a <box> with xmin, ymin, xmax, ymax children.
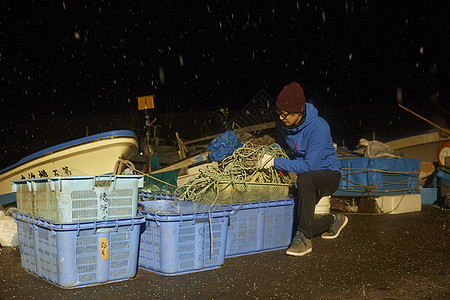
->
<box><xmin>334</xmin><ymin>157</ymin><xmax>420</xmax><ymax>196</ymax></box>
<box><xmin>208</xmin><ymin>130</ymin><xmax>242</xmax><ymax>162</ymax></box>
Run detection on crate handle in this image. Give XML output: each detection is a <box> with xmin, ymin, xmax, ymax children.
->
<box><xmin>229</xmin><ymin>204</ymin><xmax>244</xmax><ymax>216</ymax></box>
<box><xmin>95</xmin><ymin>227</ymin><xmax>115</xmax><ymax>233</ymax></box>
<box><xmin>194</xmin><ymin>217</ymin><xmax>208</xmax><ymax>224</ymax></box>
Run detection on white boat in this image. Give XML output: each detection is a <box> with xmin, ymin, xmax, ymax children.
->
<box><xmin>354</xmin><ymin>129</ymin><xmax>450</xmax><ymax>163</ymax></box>
<box><xmin>0</xmin><ymin>130</ymin><xmax>139</xmax><ymax>205</ymax></box>
<box><xmin>383</xmin><ymin>129</ymin><xmax>450</xmax><ymax>162</ymax></box>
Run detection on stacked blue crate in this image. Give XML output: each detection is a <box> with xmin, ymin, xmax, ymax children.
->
<box><xmin>225</xmin><ymin>199</ymin><xmax>294</xmax><ymax>257</ymax></box>
<box><xmin>13</xmin><ymin>212</ymin><xmax>145</xmax><ymax>288</ymax></box>
<box><xmin>138</xmin><ymin>200</ymin><xmax>232</xmax><ymax>275</ymax></box>
<box><xmin>12</xmin><ymin>175</ymin><xmax>145</xmax><ymax>288</ymax></box>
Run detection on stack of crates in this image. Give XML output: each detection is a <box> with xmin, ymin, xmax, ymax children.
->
<box><xmin>197</xmin><ymin>182</ymin><xmax>295</xmax><ymax>258</ymax></box>
<box><xmin>11</xmin><ymin>175</ymin><xmax>145</xmax><ymax>288</ymax></box>
<box><xmin>138</xmin><ymin>191</ymin><xmax>295</xmax><ymax>275</ymax></box>
<box><xmin>137</xmin><ymin>199</ymin><xmax>233</xmax><ymax>275</ymax></box>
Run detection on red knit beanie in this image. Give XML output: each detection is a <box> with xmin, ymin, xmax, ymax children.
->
<box><xmin>276</xmin><ymin>82</ymin><xmax>305</xmax><ymax>114</ymax></box>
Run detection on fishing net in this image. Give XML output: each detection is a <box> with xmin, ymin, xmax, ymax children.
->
<box><xmin>175</xmin><ymin>142</ymin><xmax>291</xmax><ymax>204</ymax></box>
<box><xmin>140</xmin><ymin>169</ymin><xmax>179</xmax><ymax>194</ymax></box>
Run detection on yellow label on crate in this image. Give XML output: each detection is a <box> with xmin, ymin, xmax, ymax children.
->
<box><xmin>99</xmin><ymin>237</ymin><xmax>109</xmax><ymax>260</ymax></box>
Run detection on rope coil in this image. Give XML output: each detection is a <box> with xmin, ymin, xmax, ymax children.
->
<box><xmin>175</xmin><ymin>142</ymin><xmax>290</xmax><ymax>203</ymax></box>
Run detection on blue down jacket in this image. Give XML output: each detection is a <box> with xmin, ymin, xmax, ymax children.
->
<box><xmin>274</xmin><ymin>103</ymin><xmax>341</xmax><ymax>174</ymax></box>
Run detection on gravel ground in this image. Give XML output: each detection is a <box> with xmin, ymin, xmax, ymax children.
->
<box><xmin>1</xmin><ymin>206</ymin><xmax>448</xmax><ymax>299</ymax></box>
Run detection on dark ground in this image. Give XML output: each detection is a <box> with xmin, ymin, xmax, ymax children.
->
<box><xmin>1</xmin><ymin>206</ymin><xmax>448</xmax><ymax>300</ymax></box>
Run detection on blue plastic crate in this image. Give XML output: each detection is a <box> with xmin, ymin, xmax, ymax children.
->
<box><xmin>138</xmin><ymin>200</ymin><xmax>231</xmax><ymax>275</ymax></box>
<box><xmin>226</xmin><ymin>199</ymin><xmax>294</xmax><ymax>257</ymax></box>
<box><xmin>420</xmin><ymin>187</ymin><xmax>437</xmax><ymax>205</ymax></box>
<box><xmin>12</xmin><ymin>175</ymin><xmax>143</xmax><ymax>223</ymax></box>
<box><xmin>13</xmin><ymin>212</ymin><xmax>145</xmax><ymax>289</ymax></box>
<box><xmin>15</xmin><ymin>217</ymin><xmax>37</xmax><ymax>274</ymax></box>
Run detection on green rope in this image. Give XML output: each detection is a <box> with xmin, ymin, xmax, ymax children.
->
<box><xmin>175</xmin><ymin>142</ymin><xmax>289</xmax><ymax>203</ymax></box>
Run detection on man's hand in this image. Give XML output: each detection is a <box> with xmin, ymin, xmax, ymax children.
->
<box><xmin>260</xmin><ymin>154</ymin><xmax>275</xmax><ymax>169</ymax></box>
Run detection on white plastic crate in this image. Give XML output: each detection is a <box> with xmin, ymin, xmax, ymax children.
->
<box><xmin>12</xmin><ymin>175</ymin><xmax>143</xmax><ymax>223</ymax></box>
<box><xmin>138</xmin><ymin>200</ymin><xmax>232</xmax><ymax>275</ymax></box>
<box><xmin>13</xmin><ymin>211</ymin><xmax>145</xmax><ymax>289</ymax></box>
<box><xmin>375</xmin><ymin>193</ymin><xmax>421</xmax><ymax>214</ymax></box>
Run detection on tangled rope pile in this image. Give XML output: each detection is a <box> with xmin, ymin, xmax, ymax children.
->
<box><xmin>175</xmin><ymin>142</ymin><xmax>290</xmax><ymax>203</ymax></box>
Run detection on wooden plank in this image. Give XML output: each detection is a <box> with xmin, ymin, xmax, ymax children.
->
<box><xmin>150</xmin><ymin>153</ymin><xmax>209</xmax><ymax>174</ymax></box>
<box><xmin>182</xmin><ymin>134</ymin><xmax>221</xmax><ymax>146</ymax></box>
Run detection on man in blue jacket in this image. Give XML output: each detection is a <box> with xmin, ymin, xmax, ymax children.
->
<box><xmin>262</xmin><ymin>82</ymin><xmax>348</xmax><ymax>256</ymax></box>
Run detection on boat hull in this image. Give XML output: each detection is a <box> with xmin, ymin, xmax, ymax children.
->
<box><xmin>355</xmin><ymin>130</ymin><xmax>450</xmax><ymax>162</ymax></box>
<box><xmin>384</xmin><ymin>130</ymin><xmax>450</xmax><ymax>162</ymax></box>
<box><xmin>0</xmin><ymin>131</ymin><xmax>138</xmax><ymax>205</ymax></box>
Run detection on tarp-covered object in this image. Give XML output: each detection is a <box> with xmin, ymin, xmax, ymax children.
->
<box><xmin>208</xmin><ymin>130</ymin><xmax>243</xmax><ymax>162</ymax></box>
<box><xmin>0</xmin><ymin>212</ymin><xmax>18</xmax><ymax>247</ymax></box>
<box><xmin>358</xmin><ymin>138</ymin><xmax>398</xmax><ymax>158</ymax></box>
<box><xmin>334</xmin><ymin>157</ymin><xmax>420</xmax><ymax>196</ymax></box>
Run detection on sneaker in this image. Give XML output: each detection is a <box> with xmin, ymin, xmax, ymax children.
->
<box><xmin>321</xmin><ymin>214</ymin><xmax>348</xmax><ymax>239</ymax></box>
<box><xmin>286</xmin><ymin>231</ymin><xmax>312</xmax><ymax>256</ymax></box>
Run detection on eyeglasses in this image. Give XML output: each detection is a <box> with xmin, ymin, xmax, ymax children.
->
<box><xmin>278</xmin><ymin>112</ymin><xmax>291</xmax><ymax>120</ymax></box>
<box><xmin>275</xmin><ymin>109</ymin><xmax>301</xmax><ymax>120</ymax></box>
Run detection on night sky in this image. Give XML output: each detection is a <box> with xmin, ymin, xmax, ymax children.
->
<box><xmin>1</xmin><ymin>1</ymin><xmax>449</xmax><ymax>170</ymax></box>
